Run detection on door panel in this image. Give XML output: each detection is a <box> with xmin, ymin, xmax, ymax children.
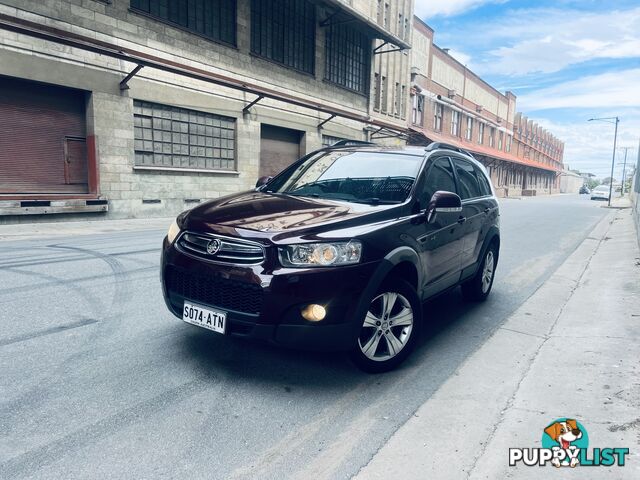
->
<box><xmin>415</xmin><ymin>156</ymin><xmax>464</xmax><ymax>296</ymax></box>
<box><xmin>452</xmin><ymin>157</ymin><xmax>486</xmax><ymax>269</ymax></box>
<box><xmin>64</xmin><ymin>137</ymin><xmax>89</xmax><ymax>189</ymax></box>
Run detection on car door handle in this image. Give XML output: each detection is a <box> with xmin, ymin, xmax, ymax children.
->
<box><xmin>457</xmin><ymin>216</ymin><xmax>467</xmax><ymax>224</ymax></box>
<box><xmin>483</xmin><ymin>207</ymin><xmax>490</xmax><ymax>214</ymax></box>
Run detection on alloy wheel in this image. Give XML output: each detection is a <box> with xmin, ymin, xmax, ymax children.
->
<box><xmin>482</xmin><ymin>250</ymin><xmax>495</xmax><ymax>293</ymax></box>
<box><xmin>358</xmin><ymin>292</ymin><xmax>414</xmax><ymax>362</ymax></box>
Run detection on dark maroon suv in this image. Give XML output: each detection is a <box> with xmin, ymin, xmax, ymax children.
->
<box><xmin>161</xmin><ymin>142</ymin><xmax>500</xmax><ymax>372</ymax></box>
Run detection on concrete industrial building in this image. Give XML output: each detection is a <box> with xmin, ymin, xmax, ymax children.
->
<box><xmin>0</xmin><ymin>0</ymin><xmax>411</xmax><ymax>219</ymax></box>
<box><xmin>408</xmin><ymin>17</ymin><xmax>564</xmax><ymax>197</ymax></box>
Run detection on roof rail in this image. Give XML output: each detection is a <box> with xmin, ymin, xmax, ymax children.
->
<box><xmin>328</xmin><ymin>139</ymin><xmax>376</xmax><ymax>148</ymax></box>
<box><xmin>426</xmin><ymin>142</ymin><xmax>475</xmax><ymax>159</ymax></box>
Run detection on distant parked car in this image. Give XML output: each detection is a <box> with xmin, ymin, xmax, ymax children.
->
<box><xmin>590</xmin><ymin>185</ymin><xmax>611</xmax><ymax>201</ymax></box>
<box><xmin>579</xmin><ymin>185</ymin><xmax>590</xmax><ymax>194</ymax></box>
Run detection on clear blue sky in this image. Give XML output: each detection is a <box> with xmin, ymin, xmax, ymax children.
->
<box><xmin>415</xmin><ymin>0</ymin><xmax>640</xmax><ymax>179</ymax></box>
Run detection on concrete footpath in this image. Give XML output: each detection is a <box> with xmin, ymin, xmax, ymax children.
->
<box><xmin>356</xmin><ymin>204</ymin><xmax>640</xmax><ymax>478</ymax></box>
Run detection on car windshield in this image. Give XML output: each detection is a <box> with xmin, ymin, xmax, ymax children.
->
<box><xmin>266</xmin><ymin>151</ymin><xmax>422</xmax><ymax>204</ymax></box>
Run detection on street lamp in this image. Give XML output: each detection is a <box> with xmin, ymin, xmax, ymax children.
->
<box><xmin>588</xmin><ymin>116</ymin><xmax>619</xmax><ymax>207</ymax></box>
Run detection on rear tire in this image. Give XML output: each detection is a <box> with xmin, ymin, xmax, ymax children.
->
<box><xmin>349</xmin><ymin>279</ymin><xmax>421</xmax><ymax>373</ymax></box>
<box><xmin>461</xmin><ymin>242</ymin><xmax>498</xmax><ymax>302</ymax></box>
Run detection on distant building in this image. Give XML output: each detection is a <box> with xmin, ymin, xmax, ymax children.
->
<box><xmin>559</xmin><ymin>166</ymin><xmax>584</xmax><ymax>194</ymax></box>
<box><xmin>408</xmin><ymin>17</ymin><xmax>565</xmax><ymax>197</ymax></box>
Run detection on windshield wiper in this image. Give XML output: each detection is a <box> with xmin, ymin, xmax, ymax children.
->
<box><xmin>352</xmin><ymin>198</ymin><xmax>400</xmax><ymax>205</ymax></box>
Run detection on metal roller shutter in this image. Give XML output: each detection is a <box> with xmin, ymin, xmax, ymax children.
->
<box><xmin>0</xmin><ymin>76</ymin><xmax>89</xmax><ymax>194</ymax></box>
<box><xmin>259</xmin><ymin>124</ymin><xmax>302</xmax><ymax>178</ymax></box>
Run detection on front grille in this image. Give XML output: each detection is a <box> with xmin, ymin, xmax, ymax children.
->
<box><xmin>177</xmin><ymin>232</ymin><xmax>265</xmax><ymax>265</ymax></box>
<box><xmin>165</xmin><ymin>267</ymin><xmax>263</xmax><ymax>315</ymax></box>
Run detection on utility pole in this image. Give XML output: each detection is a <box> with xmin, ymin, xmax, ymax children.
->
<box><xmin>588</xmin><ymin>116</ymin><xmax>619</xmax><ymax>207</ymax></box>
<box><xmin>619</xmin><ymin>147</ymin><xmax>632</xmax><ymax>196</ymax></box>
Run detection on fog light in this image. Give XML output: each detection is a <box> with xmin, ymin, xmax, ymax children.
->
<box><xmin>301</xmin><ymin>304</ymin><xmax>326</xmax><ymax>322</ymax></box>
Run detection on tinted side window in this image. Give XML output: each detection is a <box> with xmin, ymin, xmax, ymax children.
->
<box><xmin>475</xmin><ymin>165</ymin><xmax>492</xmax><ymax>196</ymax></box>
<box><xmin>452</xmin><ymin>158</ymin><xmax>482</xmax><ymax>199</ymax></box>
<box><xmin>422</xmin><ymin>156</ymin><xmax>456</xmax><ymax>205</ymax></box>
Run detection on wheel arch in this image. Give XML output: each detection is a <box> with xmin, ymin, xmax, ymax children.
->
<box><xmin>348</xmin><ymin>247</ymin><xmax>422</xmax><ymax>340</ymax></box>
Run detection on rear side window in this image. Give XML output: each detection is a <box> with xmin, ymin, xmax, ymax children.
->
<box><xmin>422</xmin><ymin>156</ymin><xmax>456</xmax><ymax>205</ymax></box>
<box><xmin>475</xmin><ymin>165</ymin><xmax>493</xmax><ymax>196</ymax></box>
<box><xmin>452</xmin><ymin>158</ymin><xmax>482</xmax><ymax>199</ymax></box>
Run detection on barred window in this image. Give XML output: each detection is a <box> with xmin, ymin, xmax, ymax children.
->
<box><xmin>251</xmin><ymin>0</ymin><xmax>315</xmax><ymax>74</ymax></box>
<box><xmin>433</xmin><ymin>103</ymin><xmax>443</xmax><ymax>131</ymax></box>
<box><xmin>325</xmin><ymin>23</ymin><xmax>371</xmax><ymax>94</ymax></box>
<box><xmin>373</xmin><ymin>73</ymin><xmax>381</xmax><ymax>111</ymax></box>
<box><xmin>380</xmin><ymin>76</ymin><xmax>387</xmax><ymax>112</ymax></box>
<box><xmin>133</xmin><ymin>101</ymin><xmax>236</xmax><ymax>171</ymax></box>
<box><xmin>130</xmin><ymin>0</ymin><xmax>236</xmax><ymax>45</ymax></box>
<box><xmin>451</xmin><ymin>110</ymin><xmax>460</xmax><ymax>136</ymax></box>
<box><xmin>393</xmin><ymin>82</ymin><xmax>401</xmax><ymax>116</ymax></box>
<box><xmin>322</xmin><ymin>135</ymin><xmax>352</xmax><ymax>147</ymax></box>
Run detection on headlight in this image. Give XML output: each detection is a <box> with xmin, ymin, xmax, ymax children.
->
<box><xmin>167</xmin><ymin>219</ymin><xmax>180</xmax><ymax>244</ymax></box>
<box><xmin>167</xmin><ymin>211</ymin><xmax>187</xmax><ymax>244</ymax></box>
<box><xmin>279</xmin><ymin>241</ymin><xmax>362</xmax><ymax>267</ymax></box>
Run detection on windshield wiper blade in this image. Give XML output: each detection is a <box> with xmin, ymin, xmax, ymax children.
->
<box><xmin>354</xmin><ymin>198</ymin><xmax>400</xmax><ymax>205</ymax></box>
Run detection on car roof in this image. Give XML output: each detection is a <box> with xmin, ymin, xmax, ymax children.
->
<box><xmin>324</xmin><ymin>145</ymin><xmax>427</xmax><ymax>156</ymax></box>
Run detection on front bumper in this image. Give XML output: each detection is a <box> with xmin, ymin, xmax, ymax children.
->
<box><xmin>160</xmin><ymin>236</ymin><xmax>379</xmax><ymax>351</ymax></box>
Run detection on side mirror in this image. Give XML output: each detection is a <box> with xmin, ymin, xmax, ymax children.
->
<box><xmin>255</xmin><ymin>176</ymin><xmax>273</xmax><ymax>189</ymax></box>
<box><xmin>426</xmin><ymin>191</ymin><xmax>462</xmax><ymax>223</ymax></box>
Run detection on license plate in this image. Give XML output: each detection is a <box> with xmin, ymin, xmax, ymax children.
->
<box><xmin>182</xmin><ymin>301</ymin><xmax>227</xmax><ymax>334</ymax></box>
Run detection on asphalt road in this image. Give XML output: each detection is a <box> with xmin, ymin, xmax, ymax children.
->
<box><xmin>0</xmin><ymin>194</ymin><xmax>609</xmax><ymax>480</ymax></box>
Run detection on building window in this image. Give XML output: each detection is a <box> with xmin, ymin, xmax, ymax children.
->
<box><xmin>130</xmin><ymin>0</ymin><xmax>236</xmax><ymax>46</ymax></box>
<box><xmin>404</xmin><ymin>17</ymin><xmax>410</xmax><ymax>41</ymax></box>
<box><xmin>133</xmin><ymin>100</ymin><xmax>236</xmax><ymax>171</ymax></box>
<box><xmin>384</xmin><ymin>3</ymin><xmax>390</xmax><ymax>30</ymax></box>
<box><xmin>411</xmin><ymin>94</ymin><xmax>424</xmax><ymax>126</ymax></box>
<box><xmin>489</xmin><ymin>127</ymin><xmax>496</xmax><ymax>148</ymax></box>
<box><xmin>498</xmin><ymin>131</ymin><xmax>504</xmax><ymax>150</ymax></box>
<box><xmin>506</xmin><ymin>134</ymin><xmax>512</xmax><ymax>152</ymax></box>
<box><xmin>451</xmin><ymin>110</ymin><xmax>460</xmax><ymax>136</ymax></box>
<box><xmin>325</xmin><ymin>23</ymin><xmax>371</xmax><ymax>93</ymax></box>
<box><xmin>376</xmin><ymin>0</ymin><xmax>383</xmax><ymax>25</ymax></box>
<box><xmin>322</xmin><ymin>134</ymin><xmax>352</xmax><ymax>146</ymax></box>
<box><xmin>373</xmin><ymin>73</ymin><xmax>381</xmax><ymax>111</ymax></box>
<box><xmin>398</xmin><ymin>13</ymin><xmax>403</xmax><ymax>37</ymax></box>
<box><xmin>380</xmin><ymin>76</ymin><xmax>387</xmax><ymax>112</ymax></box>
<box><xmin>393</xmin><ymin>82</ymin><xmax>401</xmax><ymax>117</ymax></box>
<box><xmin>400</xmin><ymin>85</ymin><xmax>407</xmax><ymax>119</ymax></box>
<box><xmin>433</xmin><ymin>103</ymin><xmax>443</xmax><ymax>131</ymax></box>
<box><xmin>251</xmin><ymin>0</ymin><xmax>315</xmax><ymax>74</ymax></box>
<box><xmin>478</xmin><ymin>122</ymin><xmax>485</xmax><ymax>144</ymax></box>
<box><xmin>465</xmin><ymin>116</ymin><xmax>473</xmax><ymax>141</ymax></box>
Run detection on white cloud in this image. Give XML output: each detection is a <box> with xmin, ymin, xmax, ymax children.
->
<box><xmin>533</xmin><ymin>112</ymin><xmax>640</xmax><ymax>179</ymax></box>
<box><xmin>448</xmin><ymin>49</ymin><xmax>472</xmax><ymax>66</ymax></box>
<box><xmin>414</xmin><ymin>0</ymin><xmax>505</xmax><ymax>18</ymax></box>
<box><xmin>477</xmin><ymin>7</ymin><xmax>640</xmax><ymax>76</ymax></box>
<box><xmin>517</xmin><ymin>69</ymin><xmax>640</xmax><ymax>111</ymax></box>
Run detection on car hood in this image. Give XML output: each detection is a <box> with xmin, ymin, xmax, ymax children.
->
<box><xmin>183</xmin><ymin>190</ymin><xmax>402</xmax><ymax>242</ymax></box>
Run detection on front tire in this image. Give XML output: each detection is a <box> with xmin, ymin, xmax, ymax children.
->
<box><xmin>349</xmin><ymin>279</ymin><xmax>421</xmax><ymax>373</ymax></box>
<box><xmin>461</xmin><ymin>242</ymin><xmax>498</xmax><ymax>302</ymax></box>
